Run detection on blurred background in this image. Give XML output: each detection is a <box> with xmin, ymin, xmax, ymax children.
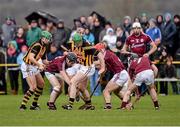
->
<box><xmin>0</xmin><ymin>0</ymin><xmax>180</xmax><ymax>26</ymax></box>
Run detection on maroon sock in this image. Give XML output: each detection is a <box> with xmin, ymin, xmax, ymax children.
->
<box><xmin>153</xmin><ymin>101</ymin><xmax>159</xmax><ymax>107</ymax></box>
<box><xmin>121</xmin><ymin>101</ymin><xmax>127</xmax><ymax>108</ymax></box>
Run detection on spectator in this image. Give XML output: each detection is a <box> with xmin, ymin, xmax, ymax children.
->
<box><xmin>115</xmin><ymin>25</ymin><xmax>128</xmax><ymax>66</ymax></box>
<box><xmin>46</xmin><ymin>20</ymin><xmax>56</xmax><ymax>33</ymax></box>
<box><xmin>103</xmin><ymin>28</ymin><xmax>117</xmax><ymax>49</ymax></box>
<box><xmin>7</xmin><ymin>40</ymin><xmax>19</xmax><ymax>95</ymax></box>
<box><xmin>87</xmin><ymin>16</ymin><xmax>94</xmax><ymax>31</ymax></box>
<box><xmin>0</xmin><ymin>46</ymin><xmax>7</xmax><ymax>94</ymax></box>
<box><xmin>14</xmin><ymin>27</ymin><xmax>26</xmax><ymax>52</ymax></box>
<box><xmin>116</xmin><ymin>25</ymin><xmax>128</xmax><ymax>50</ymax></box>
<box><xmin>146</xmin><ymin>18</ymin><xmax>162</xmax><ymax>60</ymax></box>
<box><xmin>173</xmin><ymin>14</ymin><xmax>180</xmax><ymax>56</ymax></box>
<box><xmin>80</xmin><ymin>16</ymin><xmax>87</xmax><ymax>27</ymax></box>
<box><xmin>162</xmin><ymin>12</ymin><xmax>176</xmax><ymax>56</ymax></box>
<box><xmin>156</xmin><ymin>15</ymin><xmax>164</xmax><ymax>33</ymax></box>
<box><xmin>72</xmin><ymin>18</ymin><xmax>81</xmax><ymax>31</ymax></box>
<box><xmin>17</xmin><ymin>45</ymin><xmax>29</xmax><ymax>94</ymax></box>
<box><xmin>140</xmin><ymin>13</ymin><xmax>149</xmax><ymax>32</ymax></box>
<box><xmin>1</xmin><ymin>16</ymin><xmax>16</xmax><ymax>48</ymax></box>
<box><xmin>47</xmin><ymin>43</ymin><xmax>63</xmax><ymax>61</ymax></box>
<box><xmin>164</xmin><ymin>56</ymin><xmax>179</xmax><ymax>94</ymax></box>
<box><xmin>123</xmin><ymin>16</ymin><xmax>132</xmax><ymax>36</ymax></box>
<box><xmin>99</xmin><ymin>21</ymin><xmax>112</xmax><ymax>42</ymax></box>
<box><xmin>39</xmin><ymin>23</ymin><xmax>46</xmax><ymax>31</ymax></box>
<box><xmin>134</xmin><ymin>16</ymin><xmax>141</xmax><ymax>22</ymax></box>
<box><xmin>83</xmin><ymin>26</ymin><xmax>95</xmax><ymax>45</ymax></box>
<box><xmin>91</xmin><ymin>18</ymin><xmax>103</xmax><ymax>45</ymax></box>
<box><xmin>158</xmin><ymin>46</ymin><xmax>168</xmax><ymax>95</ymax></box>
<box><xmin>52</xmin><ymin>20</ymin><xmax>69</xmax><ymax>51</ymax></box>
<box><xmin>26</xmin><ymin>20</ymin><xmax>42</xmax><ymax>47</ymax></box>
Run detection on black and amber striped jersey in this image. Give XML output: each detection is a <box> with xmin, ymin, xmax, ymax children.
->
<box><xmin>23</xmin><ymin>41</ymin><xmax>46</xmax><ymax>65</ymax></box>
<box><xmin>68</xmin><ymin>41</ymin><xmax>96</xmax><ymax>66</ymax></box>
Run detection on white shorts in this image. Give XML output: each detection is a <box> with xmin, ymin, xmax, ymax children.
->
<box><xmin>121</xmin><ymin>80</ymin><xmax>128</xmax><ymax>91</ymax></box>
<box><xmin>66</xmin><ymin>64</ymin><xmax>81</xmax><ymax>76</ymax></box>
<box><xmin>79</xmin><ymin>64</ymin><xmax>96</xmax><ymax>77</ymax></box>
<box><xmin>134</xmin><ymin>69</ymin><xmax>154</xmax><ymax>86</ymax></box>
<box><xmin>21</xmin><ymin>61</ymin><xmax>40</xmax><ymax>79</ymax></box>
<box><xmin>45</xmin><ymin>72</ymin><xmax>62</xmax><ymax>81</ymax></box>
<box><xmin>110</xmin><ymin>70</ymin><xmax>129</xmax><ymax>87</ymax></box>
<box><xmin>66</xmin><ymin>64</ymin><xmax>95</xmax><ymax>77</ymax></box>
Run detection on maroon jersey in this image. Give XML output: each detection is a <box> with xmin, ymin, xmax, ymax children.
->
<box><xmin>104</xmin><ymin>50</ymin><xmax>125</xmax><ymax>73</ymax></box>
<box><xmin>46</xmin><ymin>56</ymin><xmax>65</xmax><ymax>73</ymax></box>
<box><xmin>126</xmin><ymin>33</ymin><xmax>153</xmax><ymax>56</ymax></box>
<box><xmin>128</xmin><ymin>56</ymin><xmax>152</xmax><ymax>78</ymax></box>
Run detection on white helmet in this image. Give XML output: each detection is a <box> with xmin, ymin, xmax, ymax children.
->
<box><xmin>132</xmin><ymin>22</ymin><xmax>141</xmax><ymax>28</ymax></box>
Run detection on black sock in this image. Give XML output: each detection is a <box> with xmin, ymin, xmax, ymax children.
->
<box><xmin>69</xmin><ymin>98</ymin><xmax>75</xmax><ymax>105</ymax></box>
<box><xmin>153</xmin><ymin>101</ymin><xmax>159</xmax><ymax>107</ymax></box>
<box><xmin>121</xmin><ymin>101</ymin><xmax>127</xmax><ymax>108</ymax></box>
<box><xmin>85</xmin><ymin>100</ymin><xmax>91</xmax><ymax>104</ymax></box>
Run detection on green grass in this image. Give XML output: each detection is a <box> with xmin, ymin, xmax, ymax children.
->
<box><xmin>0</xmin><ymin>94</ymin><xmax>180</xmax><ymax>126</ymax></box>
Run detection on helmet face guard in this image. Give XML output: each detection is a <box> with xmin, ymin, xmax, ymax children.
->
<box><xmin>41</xmin><ymin>31</ymin><xmax>52</xmax><ymax>41</ymax></box>
<box><xmin>66</xmin><ymin>52</ymin><xmax>77</xmax><ymax>63</ymax></box>
<box><xmin>72</xmin><ymin>33</ymin><xmax>83</xmax><ymax>45</ymax></box>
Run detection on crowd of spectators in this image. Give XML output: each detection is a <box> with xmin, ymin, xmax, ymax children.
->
<box><xmin>0</xmin><ymin>12</ymin><xmax>180</xmax><ymax>95</ymax></box>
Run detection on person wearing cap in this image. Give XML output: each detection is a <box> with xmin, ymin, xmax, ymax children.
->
<box><xmin>121</xmin><ymin>55</ymin><xmax>159</xmax><ymax>110</ymax></box>
<box><xmin>19</xmin><ymin>31</ymin><xmax>52</xmax><ymax>111</ymax></box>
<box><xmin>45</xmin><ymin>52</ymin><xmax>77</xmax><ymax>110</ymax></box>
<box><xmin>1</xmin><ymin>16</ymin><xmax>16</xmax><ymax>48</ymax></box>
<box><xmin>26</xmin><ymin>19</ymin><xmax>42</xmax><ymax>47</ymax></box>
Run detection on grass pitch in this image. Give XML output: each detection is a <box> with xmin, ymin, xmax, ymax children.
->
<box><xmin>0</xmin><ymin>94</ymin><xmax>179</xmax><ymax>126</ymax></box>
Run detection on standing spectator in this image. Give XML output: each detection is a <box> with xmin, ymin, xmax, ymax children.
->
<box><xmin>103</xmin><ymin>28</ymin><xmax>117</xmax><ymax>49</ymax></box>
<box><xmin>0</xmin><ymin>46</ymin><xmax>7</xmax><ymax>94</ymax></box>
<box><xmin>87</xmin><ymin>16</ymin><xmax>94</xmax><ymax>31</ymax></box>
<box><xmin>115</xmin><ymin>25</ymin><xmax>128</xmax><ymax>65</ymax></box>
<box><xmin>164</xmin><ymin>56</ymin><xmax>179</xmax><ymax>94</ymax></box>
<box><xmin>80</xmin><ymin>16</ymin><xmax>87</xmax><ymax>27</ymax></box>
<box><xmin>99</xmin><ymin>21</ymin><xmax>112</xmax><ymax>42</ymax></box>
<box><xmin>26</xmin><ymin>20</ymin><xmax>42</xmax><ymax>47</ymax></box>
<box><xmin>72</xmin><ymin>18</ymin><xmax>81</xmax><ymax>31</ymax></box>
<box><xmin>158</xmin><ymin>46</ymin><xmax>168</xmax><ymax>95</ymax></box>
<box><xmin>83</xmin><ymin>26</ymin><xmax>95</xmax><ymax>45</ymax></box>
<box><xmin>17</xmin><ymin>45</ymin><xmax>29</xmax><ymax>94</ymax></box>
<box><xmin>1</xmin><ymin>17</ymin><xmax>16</xmax><ymax>48</ymax></box>
<box><xmin>116</xmin><ymin>25</ymin><xmax>128</xmax><ymax>50</ymax></box>
<box><xmin>134</xmin><ymin>16</ymin><xmax>141</xmax><ymax>23</ymax></box>
<box><xmin>52</xmin><ymin>20</ymin><xmax>69</xmax><ymax>51</ymax></box>
<box><xmin>156</xmin><ymin>15</ymin><xmax>164</xmax><ymax>33</ymax></box>
<box><xmin>46</xmin><ymin>20</ymin><xmax>56</xmax><ymax>33</ymax></box>
<box><xmin>173</xmin><ymin>14</ymin><xmax>180</xmax><ymax>56</ymax></box>
<box><xmin>123</xmin><ymin>16</ymin><xmax>132</xmax><ymax>36</ymax></box>
<box><xmin>161</xmin><ymin>12</ymin><xmax>176</xmax><ymax>56</ymax></box>
<box><xmin>7</xmin><ymin>40</ymin><xmax>19</xmax><ymax>95</ymax></box>
<box><xmin>91</xmin><ymin>18</ymin><xmax>103</xmax><ymax>45</ymax></box>
<box><xmin>15</xmin><ymin>27</ymin><xmax>26</xmax><ymax>52</ymax></box>
<box><xmin>140</xmin><ymin>13</ymin><xmax>149</xmax><ymax>32</ymax></box>
<box><xmin>146</xmin><ymin>18</ymin><xmax>162</xmax><ymax>60</ymax></box>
